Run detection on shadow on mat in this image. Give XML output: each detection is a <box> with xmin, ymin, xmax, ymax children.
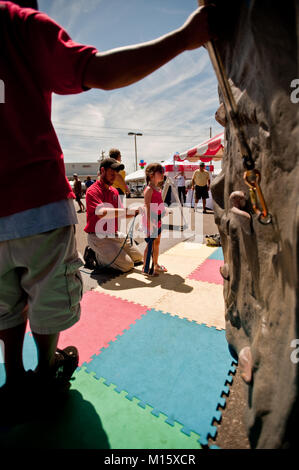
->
<box><xmin>0</xmin><ymin>389</ymin><xmax>110</xmax><ymax>449</ymax></box>
<box><xmin>99</xmin><ymin>269</ymin><xmax>194</xmax><ymax>294</ymax></box>
<box><xmin>80</xmin><ymin>266</ymin><xmax>119</xmax><ymax>284</ymax></box>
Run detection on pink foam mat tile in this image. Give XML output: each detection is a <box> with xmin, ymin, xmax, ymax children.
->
<box><xmin>188</xmin><ymin>259</ymin><xmax>224</xmax><ymax>285</ymax></box>
<box><xmin>25</xmin><ymin>291</ymin><xmax>148</xmax><ymax>366</ymax></box>
<box><xmin>60</xmin><ymin>291</ymin><xmax>149</xmax><ymax>364</ymax></box>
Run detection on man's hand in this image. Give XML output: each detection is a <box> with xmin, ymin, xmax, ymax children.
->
<box><xmin>179</xmin><ymin>5</ymin><xmax>218</xmax><ymax>51</ymax></box>
<box><xmin>126</xmin><ymin>206</ymin><xmax>142</xmax><ymax>218</ymax></box>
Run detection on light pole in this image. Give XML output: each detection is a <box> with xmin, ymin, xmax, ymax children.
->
<box><xmin>128</xmin><ymin>132</ymin><xmax>143</xmax><ymax>171</ymax></box>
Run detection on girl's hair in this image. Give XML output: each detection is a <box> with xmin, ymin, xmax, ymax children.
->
<box><xmin>145</xmin><ymin>163</ymin><xmax>164</xmax><ymax>184</ymax></box>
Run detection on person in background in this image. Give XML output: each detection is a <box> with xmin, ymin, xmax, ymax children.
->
<box><xmin>163</xmin><ymin>173</ymin><xmax>172</xmax><ymax>207</ymax></box>
<box><xmin>73</xmin><ymin>173</ymin><xmax>85</xmax><ymax>213</ymax></box>
<box><xmin>84</xmin><ymin>176</ymin><xmax>95</xmax><ymax>190</ymax></box>
<box><xmin>185</xmin><ymin>180</ymin><xmax>194</xmax><ymax>208</ymax></box>
<box><xmin>110</xmin><ymin>148</ymin><xmax>130</xmax><ymax>200</ymax></box>
<box><xmin>175</xmin><ymin>170</ymin><xmax>186</xmax><ymax>205</ymax></box>
<box><xmin>191</xmin><ymin>162</ymin><xmax>210</xmax><ymax>213</ymax></box>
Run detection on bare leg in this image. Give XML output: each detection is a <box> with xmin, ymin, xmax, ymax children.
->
<box><xmin>0</xmin><ymin>322</ymin><xmax>27</xmax><ymax>385</ymax></box>
<box><xmin>153</xmin><ymin>235</ymin><xmax>161</xmax><ymax>270</ymax></box>
<box><xmin>32</xmin><ymin>332</ymin><xmax>60</xmax><ymax>378</ymax></box>
<box><xmin>203</xmin><ymin>198</ymin><xmax>207</xmax><ymax>212</ymax></box>
<box><xmin>142</xmin><ymin>243</ymin><xmax>148</xmax><ymax>271</ymax></box>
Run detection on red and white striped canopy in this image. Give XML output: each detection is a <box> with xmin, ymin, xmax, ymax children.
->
<box><xmin>176</xmin><ymin>132</ymin><xmax>224</xmax><ymax>163</ymax></box>
<box><xmin>163</xmin><ymin>159</ymin><xmax>214</xmax><ymax>173</ymax></box>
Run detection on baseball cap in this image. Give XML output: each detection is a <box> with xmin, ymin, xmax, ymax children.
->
<box><xmin>73</xmin><ymin>173</ymin><xmax>78</xmax><ymax>177</ymax></box>
<box><xmin>99</xmin><ymin>158</ymin><xmax>124</xmax><ymax>172</ymax></box>
<box><xmin>200</xmin><ymin>162</ymin><xmax>205</xmax><ymax>167</ymax></box>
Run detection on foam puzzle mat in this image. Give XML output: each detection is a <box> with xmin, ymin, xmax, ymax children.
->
<box><xmin>0</xmin><ymin>242</ymin><xmax>236</xmax><ymax>449</ymax></box>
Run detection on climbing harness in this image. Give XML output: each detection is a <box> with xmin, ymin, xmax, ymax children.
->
<box><xmin>143</xmin><ymin>207</ymin><xmax>163</xmax><ymax>275</ymax></box>
<box><xmin>83</xmin><ymin>214</ymin><xmax>138</xmax><ymax>271</ymax></box>
<box><xmin>143</xmin><ymin>225</ymin><xmax>162</xmax><ymax>275</ymax></box>
<box><xmin>198</xmin><ymin>0</ymin><xmax>272</xmax><ymax>224</ymax></box>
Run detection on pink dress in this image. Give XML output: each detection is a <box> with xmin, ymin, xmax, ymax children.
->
<box><xmin>142</xmin><ymin>186</ymin><xmax>166</xmax><ymax>238</ymax></box>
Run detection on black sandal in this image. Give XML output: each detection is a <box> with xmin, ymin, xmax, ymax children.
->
<box><xmin>54</xmin><ymin>346</ymin><xmax>79</xmax><ymax>383</ymax></box>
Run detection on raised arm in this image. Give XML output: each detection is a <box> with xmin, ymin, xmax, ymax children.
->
<box><xmin>83</xmin><ymin>6</ymin><xmax>217</xmax><ymax>90</ymax></box>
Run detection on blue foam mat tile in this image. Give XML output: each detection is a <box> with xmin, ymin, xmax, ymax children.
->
<box><xmin>225</xmin><ymin>374</ymin><xmax>234</xmax><ymax>385</ymax></box>
<box><xmin>208</xmin><ymin>247</ymin><xmax>224</xmax><ymax>260</ymax></box>
<box><xmin>0</xmin><ymin>332</ymin><xmax>37</xmax><ymax>387</ymax></box>
<box><xmin>218</xmin><ymin>397</ymin><xmax>226</xmax><ymax>409</ymax></box>
<box><xmin>213</xmin><ymin>410</ymin><xmax>222</xmax><ymax>423</ymax></box>
<box><xmin>85</xmin><ymin>308</ymin><xmax>235</xmax><ymax>446</ymax></box>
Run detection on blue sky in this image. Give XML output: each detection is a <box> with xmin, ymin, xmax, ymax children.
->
<box><xmin>39</xmin><ymin>0</ymin><xmax>222</xmax><ymax>174</ymax></box>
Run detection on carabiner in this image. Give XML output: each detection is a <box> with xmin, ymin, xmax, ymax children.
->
<box><xmin>244</xmin><ymin>170</ymin><xmax>272</xmax><ymax>224</ymax></box>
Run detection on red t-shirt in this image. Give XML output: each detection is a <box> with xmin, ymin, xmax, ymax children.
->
<box><xmin>84</xmin><ymin>179</ymin><xmax>122</xmax><ymax>234</ymax></box>
<box><xmin>0</xmin><ymin>1</ymin><xmax>98</xmax><ymax>217</ymax></box>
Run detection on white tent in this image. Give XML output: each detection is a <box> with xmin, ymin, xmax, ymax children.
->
<box><xmin>125</xmin><ymin>169</ymin><xmax>145</xmax><ymax>182</ymax></box>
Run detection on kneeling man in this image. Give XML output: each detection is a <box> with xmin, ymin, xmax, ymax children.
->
<box><xmin>85</xmin><ymin>158</ymin><xmax>143</xmax><ymax>272</ymax></box>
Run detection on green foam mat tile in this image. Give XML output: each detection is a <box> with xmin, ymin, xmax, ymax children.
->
<box><xmin>0</xmin><ymin>368</ymin><xmax>202</xmax><ymax>449</ymax></box>
<box><xmin>72</xmin><ymin>368</ymin><xmax>202</xmax><ymax>449</ymax></box>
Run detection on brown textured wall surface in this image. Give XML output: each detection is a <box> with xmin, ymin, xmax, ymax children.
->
<box><xmin>210</xmin><ymin>0</ymin><xmax>299</xmax><ymax>448</ymax></box>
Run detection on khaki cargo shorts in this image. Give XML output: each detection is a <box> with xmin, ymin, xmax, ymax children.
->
<box><xmin>0</xmin><ymin>226</ymin><xmax>83</xmax><ymax>334</ymax></box>
<box><xmin>88</xmin><ymin>232</ymin><xmax>143</xmax><ymax>273</ymax></box>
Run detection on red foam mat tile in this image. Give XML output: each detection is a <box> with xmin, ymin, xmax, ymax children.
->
<box><xmin>57</xmin><ymin>291</ymin><xmax>148</xmax><ymax>365</ymax></box>
<box><xmin>188</xmin><ymin>259</ymin><xmax>224</xmax><ymax>285</ymax></box>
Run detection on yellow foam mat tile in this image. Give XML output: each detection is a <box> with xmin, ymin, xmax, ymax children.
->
<box><xmin>153</xmin><ymin>279</ymin><xmax>225</xmax><ymax>330</ymax></box>
<box><xmin>157</xmin><ymin>246</ymin><xmax>216</xmax><ymax>278</ymax></box>
<box><xmin>160</xmin><ymin>242</ymin><xmax>216</xmax><ymax>259</ymax></box>
<box><xmin>94</xmin><ymin>241</ymin><xmax>224</xmax><ymax>329</ymax></box>
<box><xmin>94</xmin><ymin>242</ymin><xmax>213</xmax><ymax>304</ymax></box>
<box><xmin>94</xmin><ymin>266</ymin><xmax>193</xmax><ymax>307</ymax></box>
<box><xmin>156</xmin><ymin>256</ymin><xmax>199</xmax><ymax>278</ymax></box>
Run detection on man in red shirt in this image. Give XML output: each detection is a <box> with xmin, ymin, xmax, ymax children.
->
<box><xmin>85</xmin><ymin>158</ymin><xmax>142</xmax><ymax>272</ymax></box>
<box><xmin>0</xmin><ymin>0</ymin><xmax>217</xmax><ymax>408</ymax></box>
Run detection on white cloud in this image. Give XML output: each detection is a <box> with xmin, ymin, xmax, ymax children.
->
<box><xmin>43</xmin><ymin>0</ymin><xmax>222</xmax><ymax>175</ymax></box>
<box><xmin>51</xmin><ymin>49</ymin><xmax>222</xmax><ymax>175</ymax></box>
<box><xmin>43</xmin><ymin>0</ymin><xmax>101</xmax><ymax>34</ymax></box>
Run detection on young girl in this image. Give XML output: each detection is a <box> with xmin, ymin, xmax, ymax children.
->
<box><xmin>142</xmin><ymin>163</ymin><xmax>168</xmax><ymax>276</ymax></box>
